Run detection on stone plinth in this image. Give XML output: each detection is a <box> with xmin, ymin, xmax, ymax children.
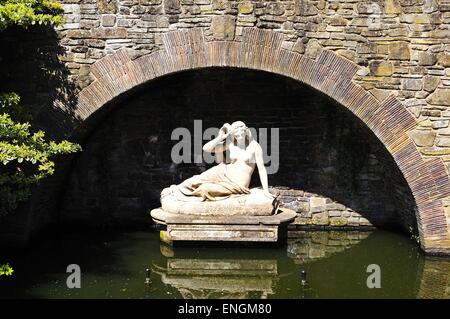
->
<box><xmin>150</xmin><ymin>208</ymin><xmax>296</xmax><ymax>243</ymax></box>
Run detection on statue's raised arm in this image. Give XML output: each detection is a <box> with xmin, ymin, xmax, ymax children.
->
<box><xmin>202</xmin><ymin>123</ymin><xmax>231</xmax><ymax>154</ymax></box>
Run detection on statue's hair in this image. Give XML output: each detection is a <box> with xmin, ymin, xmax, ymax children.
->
<box><xmin>230</xmin><ymin>121</ymin><xmax>253</xmax><ymax>143</ymax></box>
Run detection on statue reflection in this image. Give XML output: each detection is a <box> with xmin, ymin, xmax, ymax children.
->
<box><xmin>152</xmin><ymin>246</ymin><xmax>278</xmax><ymax>299</ymax></box>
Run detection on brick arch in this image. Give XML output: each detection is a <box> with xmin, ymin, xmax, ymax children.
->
<box><xmin>61</xmin><ymin>28</ymin><xmax>450</xmax><ymax>254</ymax></box>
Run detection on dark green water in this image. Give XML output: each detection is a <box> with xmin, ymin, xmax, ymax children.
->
<box><xmin>1</xmin><ymin>229</ymin><xmax>449</xmax><ymax>299</ymax></box>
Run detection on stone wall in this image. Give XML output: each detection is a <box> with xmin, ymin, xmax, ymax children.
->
<box><xmin>3</xmin><ymin>0</ymin><xmax>450</xmax><ymax>251</ymax></box>
<box><xmin>56</xmin><ymin>0</ymin><xmax>450</xmax><ymax>169</ymax></box>
<box><xmin>50</xmin><ymin>0</ymin><xmax>450</xmax><ymax>253</ymax></box>
<box><xmin>60</xmin><ymin>68</ymin><xmax>416</xmax><ymax>231</ymax></box>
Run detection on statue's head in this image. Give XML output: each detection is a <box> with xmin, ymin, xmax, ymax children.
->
<box><xmin>230</xmin><ymin>121</ymin><xmax>252</xmax><ymax>144</ymax></box>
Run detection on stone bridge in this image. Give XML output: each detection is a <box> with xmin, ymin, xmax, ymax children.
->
<box><xmin>5</xmin><ymin>0</ymin><xmax>450</xmax><ymax>254</ymax></box>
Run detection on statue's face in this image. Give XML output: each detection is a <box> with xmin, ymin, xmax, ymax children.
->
<box><xmin>233</xmin><ymin>126</ymin><xmax>246</xmax><ymax>142</ymax></box>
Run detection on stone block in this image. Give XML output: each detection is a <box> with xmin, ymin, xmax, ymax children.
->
<box><xmin>337</xmin><ymin>49</ymin><xmax>356</xmax><ymax>62</ymax></box>
<box><xmin>438</xmin><ymin>128</ymin><xmax>450</xmax><ymax>135</ymax></box>
<box><xmin>409</xmin><ymin>129</ymin><xmax>436</xmax><ymax>147</ymax></box>
<box><xmin>432</xmin><ymin>120</ymin><xmax>449</xmax><ymax>129</ymax></box>
<box><xmin>164</xmin><ymin>0</ymin><xmax>181</xmax><ymax>14</ymax></box>
<box><xmin>312</xmin><ymin>212</ymin><xmax>329</xmax><ymax>225</ymax></box>
<box><xmin>385</xmin><ymin>0</ymin><xmax>401</xmax><ymax>15</ymax></box>
<box><xmin>436</xmin><ymin>136</ymin><xmax>450</xmax><ymax>147</ymax></box>
<box><xmin>292</xmin><ymin>39</ymin><xmax>305</xmax><ymax>54</ymax></box>
<box><xmin>401</xmin><ymin>14</ymin><xmax>431</xmax><ymax>24</ymax></box>
<box><xmin>238</xmin><ymin>1</ymin><xmax>253</xmax><ymax>14</ymax></box>
<box><xmin>423</xmin><ymin>75</ymin><xmax>440</xmax><ymax>92</ymax></box>
<box><xmin>389</xmin><ymin>41</ymin><xmax>410</xmax><ymax>60</ymax></box>
<box><xmin>370</xmin><ymin>88</ymin><xmax>392</xmax><ymax>102</ymax></box>
<box><xmin>212</xmin><ymin>0</ymin><xmax>229</xmax><ymax>10</ymax></box>
<box><xmin>402</xmin><ymin>78</ymin><xmax>422</xmax><ymax>91</ymax></box>
<box><xmin>310</xmin><ymin>196</ymin><xmax>326</xmax><ymax>208</ymax></box>
<box><xmin>437</xmin><ymin>53</ymin><xmax>450</xmax><ymax>67</ymax></box>
<box><xmin>310</xmin><ymin>205</ymin><xmax>326</xmax><ymax>213</ymax></box>
<box><xmin>156</xmin><ymin>15</ymin><xmax>170</xmax><ymax>28</ymax></box>
<box><xmin>369</xmin><ymin>60</ymin><xmax>393</xmax><ymax>76</ymax></box>
<box><xmin>304</xmin><ymin>39</ymin><xmax>323</xmax><ymax>59</ymax></box>
<box><xmin>342</xmin><ymin>211</ymin><xmax>351</xmax><ymax>218</ymax></box>
<box><xmin>98</xmin><ymin>0</ymin><xmax>118</xmax><ymax>14</ymax></box>
<box><xmin>328</xmin><ymin>210</ymin><xmax>342</xmax><ymax>217</ymax></box>
<box><xmin>418</xmin><ymin>52</ymin><xmax>437</xmax><ymax>66</ymax></box>
<box><xmin>283</xmin><ymin>200</ymin><xmax>310</xmax><ymax>214</ymax></box>
<box><xmin>421</xmin><ymin>147</ymin><xmax>450</xmax><ymax>156</ymax></box>
<box><xmin>359</xmin><ymin>217</ymin><xmax>372</xmax><ymax>226</ymax></box>
<box><xmin>297</xmin><ymin>211</ymin><xmax>312</xmax><ymax>218</ymax></box>
<box><xmin>293</xmin><ymin>217</ymin><xmax>311</xmax><ymax>225</ymax></box>
<box><xmin>326</xmin><ymin>203</ymin><xmax>346</xmax><ymax>211</ymax></box>
<box><xmin>330</xmin><ymin>217</ymin><xmax>348</xmax><ymax>226</ymax></box>
<box><xmin>67</xmin><ymin>30</ymin><xmax>92</xmax><ymax>39</ymax></box>
<box><xmin>348</xmin><ymin>217</ymin><xmax>360</xmax><ymax>226</ymax></box>
<box><xmin>265</xmin><ymin>2</ymin><xmax>285</xmax><ymax>16</ymax></box>
<box><xmin>427</xmin><ymin>88</ymin><xmax>450</xmax><ymax>106</ymax></box>
<box><xmin>408</xmin><ymin>105</ymin><xmax>422</xmax><ymax>118</ymax></box>
<box><xmin>102</xmin><ymin>14</ymin><xmax>116</xmax><ymax>27</ymax></box>
<box><xmin>211</xmin><ymin>15</ymin><xmax>236</xmax><ymax>40</ymax></box>
<box><xmin>327</xmin><ymin>15</ymin><xmax>348</xmax><ymax>26</ymax></box>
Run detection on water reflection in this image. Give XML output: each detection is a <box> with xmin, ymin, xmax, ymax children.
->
<box><xmin>152</xmin><ymin>256</ymin><xmax>278</xmax><ymax>299</ymax></box>
<box><xmin>418</xmin><ymin>258</ymin><xmax>450</xmax><ymax>299</ymax></box>
<box><xmin>1</xmin><ymin>229</ymin><xmax>450</xmax><ymax>298</ymax></box>
<box><xmin>151</xmin><ymin>231</ymin><xmax>371</xmax><ymax>299</ymax></box>
<box><xmin>287</xmin><ymin>231</ymin><xmax>371</xmax><ymax>264</ymax></box>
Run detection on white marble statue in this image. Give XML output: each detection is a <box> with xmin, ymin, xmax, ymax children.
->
<box><xmin>160</xmin><ymin>121</ymin><xmax>277</xmax><ymax>215</ymax></box>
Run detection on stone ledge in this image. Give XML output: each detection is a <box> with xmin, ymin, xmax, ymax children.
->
<box><xmin>150</xmin><ymin>207</ymin><xmax>297</xmax><ymax>225</ymax></box>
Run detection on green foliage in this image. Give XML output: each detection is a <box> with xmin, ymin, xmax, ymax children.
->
<box><xmin>0</xmin><ymin>263</ymin><xmax>13</xmax><ymax>276</ymax></box>
<box><xmin>0</xmin><ymin>92</ymin><xmax>30</xmax><ymax>121</ymax></box>
<box><xmin>0</xmin><ymin>0</ymin><xmax>64</xmax><ymax>31</ymax></box>
<box><xmin>0</xmin><ymin>0</ymin><xmax>75</xmax><ymax>278</ymax></box>
<box><xmin>0</xmin><ymin>93</ymin><xmax>81</xmax><ymax>217</ymax></box>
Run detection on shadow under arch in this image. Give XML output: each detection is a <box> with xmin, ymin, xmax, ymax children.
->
<box><xmin>55</xmin><ymin>28</ymin><xmax>450</xmax><ymax>254</ymax></box>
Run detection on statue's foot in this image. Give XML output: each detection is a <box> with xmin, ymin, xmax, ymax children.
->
<box><xmin>161</xmin><ymin>186</ymin><xmax>174</xmax><ymax>198</ymax></box>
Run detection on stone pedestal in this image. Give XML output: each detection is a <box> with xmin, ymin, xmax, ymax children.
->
<box><xmin>150</xmin><ymin>208</ymin><xmax>297</xmax><ymax>244</ymax></box>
